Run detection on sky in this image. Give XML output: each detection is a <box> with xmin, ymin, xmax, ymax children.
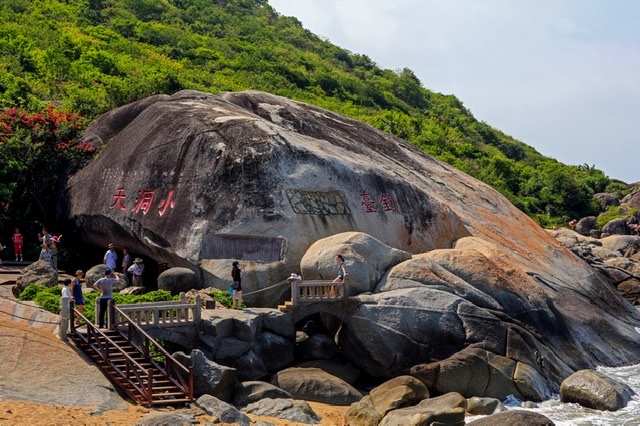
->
<box><xmin>269</xmin><ymin>0</ymin><xmax>639</xmax><ymax>184</ymax></box>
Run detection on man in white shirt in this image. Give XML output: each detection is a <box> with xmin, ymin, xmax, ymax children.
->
<box><xmin>103</xmin><ymin>243</ymin><xmax>117</xmax><ymax>270</ymax></box>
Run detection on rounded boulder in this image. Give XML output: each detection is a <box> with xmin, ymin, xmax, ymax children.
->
<box><xmin>157</xmin><ymin>267</ymin><xmax>199</xmax><ymax>295</ymax></box>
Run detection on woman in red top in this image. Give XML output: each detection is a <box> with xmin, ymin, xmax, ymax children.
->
<box><xmin>12</xmin><ymin>228</ymin><xmax>23</xmax><ymax>262</ymax></box>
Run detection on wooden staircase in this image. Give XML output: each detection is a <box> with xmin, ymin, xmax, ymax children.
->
<box><xmin>70</xmin><ymin>308</ymin><xmax>193</xmax><ymax>407</ymax></box>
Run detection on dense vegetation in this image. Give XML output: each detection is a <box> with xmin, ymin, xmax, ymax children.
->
<box><xmin>19</xmin><ymin>284</ymin><xmax>237</xmax><ymax>314</ymax></box>
<box><xmin>0</xmin><ymin>0</ymin><xmax>629</xmax><ymax>231</ymax></box>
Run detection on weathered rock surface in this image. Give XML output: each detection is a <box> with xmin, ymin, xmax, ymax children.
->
<box><xmin>378</xmin><ymin>392</ymin><xmax>466</xmax><ymax>426</ymax></box>
<box><xmin>62</xmin><ymin>90</ymin><xmax>640</xmax><ymax>399</ymax></box>
<box><xmin>465</xmin><ymin>396</ymin><xmax>504</xmax><ymax>415</ymax></box>
<box><xmin>233</xmin><ymin>381</ymin><xmax>293</xmax><ymax>407</ymax></box>
<box><xmin>199</xmin><ymin>308</ymin><xmax>295</xmax><ymax>381</ymax></box>
<box><xmin>466</xmin><ymin>409</ymin><xmax>555</xmax><ymax>425</ymax></box>
<box><xmin>173</xmin><ymin>349</ymin><xmax>236</xmax><ymax>401</ymax></box>
<box><xmin>157</xmin><ymin>267</ymin><xmax>199</xmax><ymax>295</ymax></box>
<box><xmin>195</xmin><ymin>394</ymin><xmax>251</xmax><ymax>426</ymax></box>
<box><xmin>300</xmin><ymin>232</ymin><xmax>411</xmax><ymax>294</ymax></box>
<box><xmin>271</xmin><ymin>367</ymin><xmax>363</xmax><ymax>405</ymax></box>
<box><xmin>14</xmin><ymin>260</ymin><xmax>58</xmax><ymax>294</ymax></box>
<box><xmin>560</xmin><ymin>369</ymin><xmax>635</xmax><ymax>411</ymax></box>
<box><xmin>243</xmin><ymin>398</ymin><xmax>321</xmax><ymax>424</ymax></box>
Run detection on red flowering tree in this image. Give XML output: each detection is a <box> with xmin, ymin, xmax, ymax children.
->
<box><xmin>0</xmin><ymin>105</ymin><xmax>94</xmax><ymax>222</ymax></box>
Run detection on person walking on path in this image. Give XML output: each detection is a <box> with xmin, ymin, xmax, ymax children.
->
<box><xmin>71</xmin><ymin>270</ymin><xmax>85</xmax><ymax>318</ymax></box>
<box><xmin>103</xmin><ymin>243</ymin><xmax>117</xmax><ymax>270</ymax></box>
<box><xmin>127</xmin><ymin>258</ymin><xmax>144</xmax><ymax>287</ymax></box>
<box><xmin>93</xmin><ymin>269</ymin><xmax>117</xmax><ymax>329</ymax></box>
<box><xmin>331</xmin><ymin>254</ymin><xmax>347</xmax><ymax>297</ymax></box>
<box><xmin>12</xmin><ymin>228</ymin><xmax>23</xmax><ymax>262</ymax></box>
<box><xmin>231</xmin><ymin>261</ymin><xmax>245</xmax><ymax>309</ymax></box>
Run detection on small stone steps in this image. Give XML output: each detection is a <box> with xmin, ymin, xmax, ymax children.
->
<box><xmin>277</xmin><ymin>300</ymin><xmax>294</xmax><ymax>313</ymax></box>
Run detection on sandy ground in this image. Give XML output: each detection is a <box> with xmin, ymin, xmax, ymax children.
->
<box><xmin>0</xmin><ymin>277</ymin><xmax>348</xmax><ymax>425</ymax></box>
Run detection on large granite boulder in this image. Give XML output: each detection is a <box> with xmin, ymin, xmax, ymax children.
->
<box><xmin>467</xmin><ymin>410</ymin><xmax>555</xmax><ymax>425</ymax></box>
<box><xmin>560</xmin><ymin>369</ymin><xmax>635</xmax><ymax>411</ymax></box>
<box><xmin>157</xmin><ymin>267</ymin><xmax>198</xmax><ymax>295</ymax></box>
<box><xmin>271</xmin><ymin>367</ymin><xmax>363</xmax><ymax>405</ymax></box>
<box><xmin>300</xmin><ymin>232</ymin><xmax>411</xmax><ymax>294</ymax></box>
<box><xmin>62</xmin><ymin>90</ymin><xmax>640</xmax><ymax>399</ymax></box>
<box><xmin>14</xmin><ymin>260</ymin><xmax>58</xmax><ymax>294</ymax></box>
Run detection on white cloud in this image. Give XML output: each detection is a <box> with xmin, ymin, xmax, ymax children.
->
<box><xmin>270</xmin><ymin>0</ymin><xmax>639</xmax><ymax>182</ymax></box>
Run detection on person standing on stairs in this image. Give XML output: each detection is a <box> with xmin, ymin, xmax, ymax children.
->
<box><xmin>93</xmin><ymin>269</ymin><xmax>117</xmax><ymax>329</ymax></box>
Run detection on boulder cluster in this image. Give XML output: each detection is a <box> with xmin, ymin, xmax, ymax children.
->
<box><xmin>54</xmin><ymin>90</ymin><xmax>640</xmax><ymax>423</ymax></box>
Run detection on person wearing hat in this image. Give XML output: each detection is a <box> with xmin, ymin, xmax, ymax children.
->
<box><xmin>93</xmin><ymin>269</ymin><xmax>118</xmax><ymax>329</ymax></box>
<box><xmin>103</xmin><ymin>243</ymin><xmax>117</xmax><ymax>270</ymax></box>
<box><xmin>127</xmin><ymin>257</ymin><xmax>144</xmax><ymax>287</ymax></box>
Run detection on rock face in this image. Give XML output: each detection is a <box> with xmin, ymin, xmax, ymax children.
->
<box><xmin>62</xmin><ymin>90</ymin><xmax>640</xmax><ymax>399</ymax></box>
<box><xmin>560</xmin><ymin>369</ymin><xmax>635</xmax><ymax>411</ymax></box>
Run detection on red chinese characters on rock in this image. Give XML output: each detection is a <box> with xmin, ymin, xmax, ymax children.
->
<box><xmin>359</xmin><ymin>191</ymin><xmax>400</xmax><ymax>214</ymax></box>
<box><xmin>109</xmin><ymin>188</ymin><xmax>177</xmax><ymax>216</ymax></box>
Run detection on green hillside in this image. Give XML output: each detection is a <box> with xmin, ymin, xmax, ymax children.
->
<box><xmin>0</xmin><ymin>0</ymin><xmax>627</xmax><ymax>227</ymax></box>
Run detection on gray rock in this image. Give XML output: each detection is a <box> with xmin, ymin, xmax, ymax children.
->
<box><xmin>560</xmin><ymin>369</ymin><xmax>635</xmax><ymax>411</ymax></box>
<box><xmin>196</xmin><ymin>394</ymin><xmax>251</xmax><ymax>426</ymax></box>
<box><xmin>575</xmin><ymin>216</ymin><xmax>597</xmax><ymax>235</ymax></box>
<box><xmin>602</xmin><ymin>218</ymin><xmax>630</xmax><ymax>236</ymax></box>
<box><xmin>466</xmin><ymin>396</ymin><xmax>504</xmax><ymax>415</ymax></box>
<box><xmin>133</xmin><ymin>413</ymin><xmax>198</xmax><ymax>426</ymax></box>
<box><xmin>466</xmin><ymin>409</ymin><xmax>555</xmax><ymax>425</ymax></box>
<box><xmin>119</xmin><ymin>286</ymin><xmax>145</xmax><ymax>295</ymax></box>
<box><xmin>594</xmin><ymin>193</ymin><xmax>620</xmax><ymax>208</ymax></box>
<box><xmin>379</xmin><ymin>392</ymin><xmax>466</xmax><ymax>426</ymax></box>
<box><xmin>294</xmin><ymin>360</ymin><xmax>361</xmax><ymax>385</ymax></box>
<box><xmin>64</xmin><ymin>89</ymin><xmax>640</xmax><ymax>397</ymax></box>
<box><xmin>158</xmin><ymin>267</ymin><xmax>199</xmax><ymax>295</ymax></box>
<box><xmin>345</xmin><ymin>396</ymin><xmax>383</xmax><ymax>426</ymax></box>
<box><xmin>300</xmin><ymin>232</ymin><xmax>412</xmax><ymax>294</ymax></box>
<box><xmin>254</xmin><ymin>331</ymin><xmax>295</xmax><ymax>373</ymax></box>
<box><xmin>271</xmin><ymin>367</ymin><xmax>363</xmax><ymax>405</ymax></box>
<box><xmin>188</xmin><ymin>349</ymin><xmax>237</xmax><ymax>401</ymax></box>
<box><xmin>243</xmin><ymin>398</ymin><xmax>321</xmax><ymax>424</ymax></box>
<box><xmin>233</xmin><ymin>381</ymin><xmax>293</xmax><ymax>407</ymax></box>
<box><xmin>369</xmin><ymin>375</ymin><xmax>429</xmax><ymax>417</ymax></box>
<box><xmin>15</xmin><ymin>260</ymin><xmax>58</xmax><ymax>293</ymax></box>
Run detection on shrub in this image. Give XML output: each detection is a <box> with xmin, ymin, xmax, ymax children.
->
<box><xmin>18</xmin><ymin>283</ymin><xmax>47</xmax><ymax>301</ymax></box>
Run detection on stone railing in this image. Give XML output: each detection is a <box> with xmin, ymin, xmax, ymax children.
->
<box><xmin>289</xmin><ymin>278</ymin><xmax>348</xmax><ymax>305</ymax></box>
<box><xmin>113</xmin><ymin>294</ymin><xmax>201</xmax><ymax>329</ymax></box>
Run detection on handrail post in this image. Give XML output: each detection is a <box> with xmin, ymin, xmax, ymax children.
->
<box><xmin>108</xmin><ymin>299</ymin><xmax>114</xmax><ymax>329</ymax></box>
<box><xmin>59</xmin><ymin>296</ymin><xmax>70</xmax><ymax>341</ymax></box>
<box><xmin>194</xmin><ymin>295</ymin><xmax>201</xmax><ymax>323</ymax></box>
<box><xmin>289</xmin><ymin>278</ymin><xmax>300</xmax><ymax>306</ymax></box>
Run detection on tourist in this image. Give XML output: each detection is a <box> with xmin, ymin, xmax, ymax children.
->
<box><xmin>12</xmin><ymin>228</ymin><xmax>23</xmax><ymax>262</ymax></box>
<box><xmin>39</xmin><ymin>243</ymin><xmax>53</xmax><ymax>266</ymax></box>
<box><xmin>71</xmin><ymin>270</ymin><xmax>85</xmax><ymax>317</ymax></box>
<box><xmin>121</xmin><ymin>247</ymin><xmax>132</xmax><ymax>283</ymax></box>
<box><xmin>231</xmin><ymin>261</ymin><xmax>244</xmax><ymax>309</ymax></box>
<box><xmin>50</xmin><ymin>236</ymin><xmax>61</xmax><ymax>270</ymax></box>
<box><xmin>61</xmin><ymin>278</ymin><xmax>72</xmax><ymax>300</ymax></box>
<box><xmin>333</xmin><ymin>254</ymin><xmax>347</xmax><ymax>283</ymax></box>
<box><xmin>568</xmin><ymin>219</ymin><xmax>577</xmax><ymax>230</ymax></box>
<box><xmin>38</xmin><ymin>227</ymin><xmax>52</xmax><ymax>246</ymax></box>
<box><xmin>127</xmin><ymin>257</ymin><xmax>144</xmax><ymax>287</ymax></box>
<box><xmin>331</xmin><ymin>254</ymin><xmax>347</xmax><ymax>298</ymax></box>
<box><xmin>93</xmin><ymin>269</ymin><xmax>118</xmax><ymax>329</ymax></box>
<box><xmin>103</xmin><ymin>243</ymin><xmax>117</xmax><ymax>270</ymax></box>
